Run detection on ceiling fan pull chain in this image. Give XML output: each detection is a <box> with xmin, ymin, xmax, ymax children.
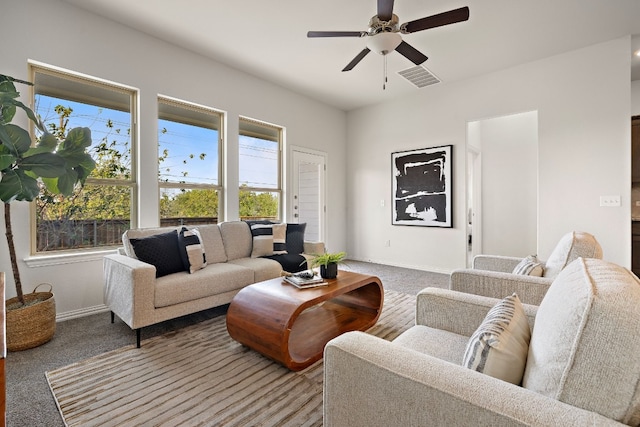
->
<box><xmin>383</xmin><ymin>54</ymin><xmax>387</xmax><ymax>90</ymax></box>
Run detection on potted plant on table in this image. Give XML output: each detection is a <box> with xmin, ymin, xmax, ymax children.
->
<box><xmin>0</xmin><ymin>74</ymin><xmax>95</xmax><ymax>351</ymax></box>
<box><xmin>307</xmin><ymin>251</ymin><xmax>347</xmax><ymax>279</ymax></box>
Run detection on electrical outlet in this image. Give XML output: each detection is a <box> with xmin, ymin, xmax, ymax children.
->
<box><xmin>385</xmin><ymin>240</ymin><xmax>391</xmax><ymax>247</ymax></box>
<box><xmin>599</xmin><ymin>195</ymin><xmax>621</xmax><ymax>207</ymax></box>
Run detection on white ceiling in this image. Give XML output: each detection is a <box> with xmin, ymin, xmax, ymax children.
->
<box><xmin>62</xmin><ymin>0</ymin><xmax>640</xmax><ymax>111</ymax></box>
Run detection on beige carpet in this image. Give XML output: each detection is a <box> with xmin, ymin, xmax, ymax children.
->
<box><xmin>46</xmin><ymin>290</ymin><xmax>416</xmax><ymax>427</ymax></box>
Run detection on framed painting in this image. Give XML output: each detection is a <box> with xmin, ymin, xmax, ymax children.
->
<box><xmin>391</xmin><ymin>145</ymin><xmax>452</xmax><ymax>227</ymax></box>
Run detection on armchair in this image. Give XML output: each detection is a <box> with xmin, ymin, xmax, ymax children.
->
<box><xmin>324</xmin><ymin>258</ymin><xmax>640</xmax><ymax>426</ymax></box>
<box><xmin>450</xmin><ymin>231</ymin><xmax>602</xmax><ymax>305</ymax></box>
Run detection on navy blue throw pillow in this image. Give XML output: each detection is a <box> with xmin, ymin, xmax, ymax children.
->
<box><xmin>130</xmin><ymin>230</ymin><xmax>185</xmax><ymax>278</ymax></box>
<box><xmin>286</xmin><ymin>223</ymin><xmax>306</xmax><ymax>255</ymax></box>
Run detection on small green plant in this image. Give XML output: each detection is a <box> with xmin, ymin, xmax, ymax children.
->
<box><xmin>307</xmin><ymin>251</ymin><xmax>347</xmax><ymax>269</ymax></box>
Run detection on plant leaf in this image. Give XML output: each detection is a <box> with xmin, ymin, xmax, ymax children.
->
<box><xmin>0</xmin><ymin>123</ymin><xmax>32</xmax><ymax>156</ymax></box>
<box><xmin>36</xmin><ymin>131</ymin><xmax>58</xmax><ymax>151</ymax></box>
<box><xmin>56</xmin><ymin>168</ymin><xmax>78</xmax><ymax>196</ymax></box>
<box><xmin>73</xmin><ymin>154</ymin><xmax>96</xmax><ymax>183</ymax></box>
<box><xmin>59</xmin><ymin>127</ymin><xmax>92</xmax><ymax>152</ymax></box>
<box><xmin>0</xmin><ymin>153</ymin><xmax>16</xmax><ymax>170</ymax></box>
<box><xmin>0</xmin><ymin>169</ymin><xmax>39</xmax><ymax>202</ymax></box>
<box><xmin>41</xmin><ymin>176</ymin><xmax>60</xmax><ymax>194</ymax></box>
<box><xmin>21</xmin><ymin>152</ymin><xmax>67</xmax><ymax>178</ymax></box>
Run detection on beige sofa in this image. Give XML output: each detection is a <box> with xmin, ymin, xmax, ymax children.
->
<box><xmin>104</xmin><ymin>221</ymin><xmax>324</xmax><ymax>347</ymax></box>
<box><xmin>324</xmin><ymin>258</ymin><xmax>640</xmax><ymax>426</ymax></box>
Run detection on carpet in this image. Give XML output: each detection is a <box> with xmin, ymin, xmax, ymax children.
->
<box><xmin>46</xmin><ymin>290</ymin><xmax>415</xmax><ymax>427</ymax></box>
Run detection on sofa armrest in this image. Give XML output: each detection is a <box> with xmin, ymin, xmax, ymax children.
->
<box><xmin>303</xmin><ymin>241</ymin><xmax>325</xmax><ymax>256</ymax></box>
<box><xmin>103</xmin><ymin>254</ymin><xmax>156</xmax><ymax>329</ymax></box>
<box><xmin>450</xmin><ymin>269</ymin><xmax>553</xmax><ymax>306</ymax></box>
<box><xmin>473</xmin><ymin>254</ymin><xmax>524</xmax><ymax>272</ymax></box>
<box><xmin>324</xmin><ymin>332</ymin><xmax>623</xmax><ymax>427</ymax></box>
<box><xmin>415</xmin><ymin>288</ymin><xmax>538</xmax><ymax>336</ymax></box>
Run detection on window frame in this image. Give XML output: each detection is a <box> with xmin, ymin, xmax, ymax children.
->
<box><xmin>29</xmin><ymin>62</ymin><xmax>138</xmax><ymax>255</ymax></box>
<box><xmin>157</xmin><ymin>95</ymin><xmax>224</xmax><ymax>226</ymax></box>
<box><xmin>238</xmin><ymin>116</ymin><xmax>284</xmax><ymax>221</ymax></box>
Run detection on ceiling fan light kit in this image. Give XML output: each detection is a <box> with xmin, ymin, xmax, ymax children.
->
<box><xmin>307</xmin><ymin>0</ymin><xmax>469</xmax><ymax>88</ymax></box>
<box><xmin>367</xmin><ymin>32</ymin><xmax>402</xmax><ymax>55</ymax></box>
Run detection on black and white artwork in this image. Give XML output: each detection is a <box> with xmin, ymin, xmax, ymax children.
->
<box><xmin>392</xmin><ymin>145</ymin><xmax>452</xmax><ymax>227</ymax></box>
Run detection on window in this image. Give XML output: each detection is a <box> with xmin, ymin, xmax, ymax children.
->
<box><xmin>32</xmin><ymin>65</ymin><xmax>136</xmax><ymax>253</ymax></box>
<box><xmin>158</xmin><ymin>97</ymin><xmax>222</xmax><ymax>226</ymax></box>
<box><xmin>238</xmin><ymin>117</ymin><xmax>282</xmax><ymax>221</ymax></box>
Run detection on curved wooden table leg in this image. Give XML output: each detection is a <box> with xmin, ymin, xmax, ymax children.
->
<box><xmin>226</xmin><ymin>271</ymin><xmax>384</xmax><ymax>371</ymax></box>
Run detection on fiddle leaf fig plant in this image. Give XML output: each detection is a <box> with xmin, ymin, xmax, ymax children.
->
<box><xmin>0</xmin><ymin>74</ymin><xmax>96</xmax><ymax>306</ymax></box>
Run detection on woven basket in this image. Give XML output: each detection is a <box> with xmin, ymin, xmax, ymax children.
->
<box><xmin>6</xmin><ymin>283</ymin><xmax>56</xmax><ymax>351</ymax></box>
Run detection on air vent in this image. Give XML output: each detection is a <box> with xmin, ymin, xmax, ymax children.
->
<box><xmin>398</xmin><ymin>65</ymin><xmax>440</xmax><ymax>88</ymax></box>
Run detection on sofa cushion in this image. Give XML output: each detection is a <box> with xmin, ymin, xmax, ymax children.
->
<box><xmin>512</xmin><ymin>255</ymin><xmax>544</xmax><ymax>276</ymax></box>
<box><xmin>543</xmin><ymin>231</ymin><xmax>602</xmax><ymax>278</ymax></box>
<box><xmin>154</xmin><ymin>263</ymin><xmax>254</xmax><ymax>308</ymax></box>
<box><xmin>393</xmin><ymin>325</ymin><xmax>469</xmax><ymax>365</ymax></box>
<box><xmin>226</xmin><ymin>257</ymin><xmax>282</xmax><ymax>283</ymax></box>
<box><xmin>178</xmin><ymin>227</ymin><xmax>207</xmax><ymax>274</ymax></box>
<box><xmin>129</xmin><ymin>230</ymin><xmax>185</xmax><ymax>278</ymax></box>
<box><xmin>523</xmin><ymin>258</ymin><xmax>640</xmax><ymax>424</ymax></box>
<box><xmin>462</xmin><ymin>293</ymin><xmax>531</xmax><ymax>384</ymax></box>
<box><xmin>219</xmin><ymin>221</ymin><xmax>253</xmax><ymax>260</ymax></box>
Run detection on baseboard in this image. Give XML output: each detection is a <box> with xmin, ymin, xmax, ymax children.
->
<box><xmin>347</xmin><ymin>256</ymin><xmax>453</xmax><ymax>275</ymax></box>
<box><xmin>56</xmin><ymin>304</ymin><xmax>111</xmax><ymax>322</ymax></box>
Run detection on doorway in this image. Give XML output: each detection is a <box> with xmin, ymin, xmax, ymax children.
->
<box><xmin>466</xmin><ymin>111</ymin><xmax>539</xmax><ymax>265</ymax></box>
<box><xmin>291</xmin><ymin>148</ymin><xmax>326</xmax><ymax>242</ymax></box>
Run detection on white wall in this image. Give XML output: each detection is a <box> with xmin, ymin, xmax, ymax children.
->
<box><xmin>0</xmin><ymin>0</ymin><xmax>347</xmax><ymax>316</ymax></box>
<box><xmin>633</xmin><ymin>80</ymin><xmax>640</xmax><ymax>115</ymax></box>
<box><xmin>347</xmin><ymin>37</ymin><xmax>631</xmax><ymax>272</ymax></box>
<box><xmin>471</xmin><ymin>111</ymin><xmax>538</xmax><ymax>257</ymax></box>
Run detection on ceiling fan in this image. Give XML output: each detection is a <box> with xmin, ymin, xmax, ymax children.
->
<box><xmin>307</xmin><ymin>0</ymin><xmax>469</xmax><ymax>73</ymax></box>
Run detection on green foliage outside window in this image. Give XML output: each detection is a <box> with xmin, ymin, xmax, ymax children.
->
<box><xmin>35</xmin><ymin>102</ymin><xmax>280</xmax><ymax>250</ymax></box>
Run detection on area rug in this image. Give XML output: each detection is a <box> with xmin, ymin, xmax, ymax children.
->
<box><xmin>46</xmin><ymin>290</ymin><xmax>415</xmax><ymax>427</ymax></box>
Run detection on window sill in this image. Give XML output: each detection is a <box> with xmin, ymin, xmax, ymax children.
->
<box><xmin>24</xmin><ymin>249</ymin><xmax>118</xmax><ymax>268</ymax></box>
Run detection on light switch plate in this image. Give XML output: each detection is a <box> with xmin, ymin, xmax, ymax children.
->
<box><xmin>600</xmin><ymin>195</ymin><xmax>621</xmax><ymax>207</ymax></box>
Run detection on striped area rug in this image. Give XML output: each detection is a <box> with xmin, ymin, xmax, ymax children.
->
<box><xmin>46</xmin><ymin>290</ymin><xmax>415</xmax><ymax>427</ymax></box>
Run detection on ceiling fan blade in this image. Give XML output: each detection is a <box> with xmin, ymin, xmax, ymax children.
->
<box><xmin>307</xmin><ymin>31</ymin><xmax>365</xmax><ymax>38</ymax></box>
<box><xmin>402</xmin><ymin>6</ymin><xmax>470</xmax><ymax>33</ymax></box>
<box><xmin>342</xmin><ymin>48</ymin><xmax>371</xmax><ymax>72</ymax></box>
<box><xmin>377</xmin><ymin>0</ymin><xmax>395</xmax><ymax>21</ymax></box>
<box><xmin>395</xmin><ymin>41</ymin><xmax>428</xmax><ymax>65</ymax></box>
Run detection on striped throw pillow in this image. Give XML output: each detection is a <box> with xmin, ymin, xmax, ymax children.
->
<box><xmin>512</xmin><ymin>255</ymin><xmax>544</xmax><ymax>276</ymax></box>
<box><xmin>250</xmin><ymin>223</ymin><xmax>288</xmax><ymax>258</ymax></box>
<box><xmin>462</xmin><ymin>293</ymin><xmax>531</xmax><ymax>384</ymax></box>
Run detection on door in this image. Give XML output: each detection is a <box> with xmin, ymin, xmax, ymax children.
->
<box><xmin>291</xmin><ymin>149</ymin><xmax>326</xmax><ymax>243</ymax></box>
<box><xmin>467</xmin><ymin>147</ymin><xmax>482</xmax><ymax>267</ymax></box>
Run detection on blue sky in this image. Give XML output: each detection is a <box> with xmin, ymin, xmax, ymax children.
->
<box><xmin>35</xmin><ymin>95</ymin><xmax>278</xmax><ymax>190</ymax></box>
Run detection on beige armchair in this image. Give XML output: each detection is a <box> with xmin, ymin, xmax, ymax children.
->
<box><xmin>324</xmin><ymin>258</ymin><xmax>640</xmax><ymax>426</ymax></box>
<box><xmin>449</xmin><ymin>231</ymin><xmax>602</xmax><ymax>305</ymax></box>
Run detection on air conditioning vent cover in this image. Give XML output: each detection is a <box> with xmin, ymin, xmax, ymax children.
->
<box><xmin>398</xmin><ymin>65</ymin><xmax>440</xmax><ymax>88</ymax></box>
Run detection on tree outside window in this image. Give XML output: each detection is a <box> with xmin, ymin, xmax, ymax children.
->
<box><xmin>238</xmin><ymin>118</ymin><xmax>282</xmax><ymax>221</ymax></box>
<box><xmin>158</xmin><ymin>97</ymin><xmax>222</xmax><ymax>226</ymax></box>
<box><xmin>33</xmin><ymin>68</ymin><xmax>134</xmax><ymax>252</ymax></box>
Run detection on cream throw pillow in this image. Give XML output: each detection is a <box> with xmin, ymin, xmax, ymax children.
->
<box><xmin>462</xmin><ymin>293</ymin><xmax>531</xmax><ymax>384</ymax></box>
<box><xmin>512</xmin><ymin>255</ymin><xmax>544</xmax><ymax>276</ymax></box>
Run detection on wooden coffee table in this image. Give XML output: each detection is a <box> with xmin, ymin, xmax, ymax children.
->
<box><xmin>226</xmin><ymin>270</ymin><xmax>384</xmax><ymax>371</ymax></box>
